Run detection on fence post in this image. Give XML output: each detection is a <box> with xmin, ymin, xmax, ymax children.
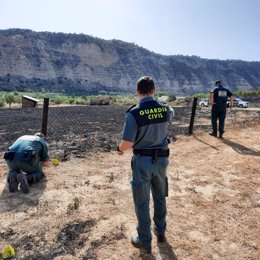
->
<box><xmin>188</xmin><ymin>97</ymin><xmax>198</xmax><ymax>135</ymax></box>
<box><xmin>41</xmin><ymin>98</ymin><xmax>49</xmax><ymax>137</ymax></box>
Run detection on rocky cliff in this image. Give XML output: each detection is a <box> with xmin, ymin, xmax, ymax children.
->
<box><xmin>0</xmin><ymin>29</ymin><xmax>259</xmax><ymax>95</ymax></box>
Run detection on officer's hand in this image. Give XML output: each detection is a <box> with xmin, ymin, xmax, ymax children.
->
<box><xmin>116</xmin><ymin>146</ymin><xmax>124</xmax><ymax>155</ymax></box>
<box><xmin>42</xmin><ymin>161</ymin><xmax>49</xmax><ymax>167</ymax></box>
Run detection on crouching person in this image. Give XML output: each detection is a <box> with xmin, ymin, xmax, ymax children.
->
<box><xmin>4</xmin><ymin>133</ymin><xmax>49</xmax><ymax>194</ymax></box>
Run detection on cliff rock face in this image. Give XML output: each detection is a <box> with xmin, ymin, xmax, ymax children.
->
<box><xmin>0</xmin><ymin>29</ymin><xmax>259</xmax><ymax>95</ymax></box>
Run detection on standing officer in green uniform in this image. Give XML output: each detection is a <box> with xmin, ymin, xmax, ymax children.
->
<box><xmin>117</xmin><ymin>76</ymin><xmax>173</xmax><ymax>254</ymax></box>
<box><xmin>210</xmin><ymin>80</ymin><xmax>234</xmax><ymax>138</ymax></box>
<box><xmin>4</xmin><ymin>133</ymin><xmax>49</xmax><ymax>193</ymax></box>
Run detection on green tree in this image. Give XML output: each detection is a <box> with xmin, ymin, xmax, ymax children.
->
<box><xmin>14</xmin><ymin>95</ymin><xmax>21</xmax><ymax>104</ymax></box>
<box><xmin>155</xmin><ymin>91</ymin><xmax>166</xmax><ymax>97</ymax></box>
<box><xmin>67</xmin><ymin>97</ymin><xmax>75</xmax><ymax>104</ymax></box>
<box><xmin>52</xmin><ymin>97</ymin><xmax>65</xmax><ymax>105</ymax></box>
<box><xmin>0</xmin><ymin>97</ymin><xmax>5</xmax><ymax>107</ymax></box>
<box><xmin>193</xmin><ymin>93</ymin><xmax>210</xmax><ymax>98</ymax></box>
<box><xmin>4</xmin><ymin>93</ymin><xmax>15</xmax><ymax>108</ymax></box>
<box><xmin>234</xmin><ymin>90</ymin><xmax>260</xmax><ymax>97</ymax></box>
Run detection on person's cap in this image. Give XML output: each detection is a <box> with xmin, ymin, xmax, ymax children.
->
<box><xmin>34</xmin><ymin>132</ymin><xmax>46</xmax><ymax>139</ymax></box>
<box><xmin>215</xmin><ymin>80</ymin><xmax>221</xmax><ymax>85</ymax></box>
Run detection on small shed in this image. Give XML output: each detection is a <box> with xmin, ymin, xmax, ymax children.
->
<box><xmin>22</xmin><ymin>95</ymin><xmax>40</xmax><ymax>108</ymax></box>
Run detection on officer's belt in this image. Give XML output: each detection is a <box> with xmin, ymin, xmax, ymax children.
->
<box><xmin>133</xmin><ymin>149</ymin><xmax>170</xmax><ymax>157</ymax></box>
<box><xmin>4</xmin><ymin>150</ymin><xmax>37</xmax><ymax>163</ymax></box>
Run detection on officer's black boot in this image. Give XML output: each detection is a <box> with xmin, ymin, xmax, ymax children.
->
<box><xmin>209</xmin><ymin>132</ymin><xmax>217</xmax><ymax>137</ymax></box>
<box><xmin>17</xmin><ymin>173</ymin><xmax>30</xmax><ymax>193</ymax></box>
<box><xmin>8</xmin><ymin>171</ymin><xmax>19</xmax><ymax>192</ymax></box>
<box><xmin>154</xmin><ymin>228</ymin><xmax>166</xmax><ymax>243</ymax></box>
<box><xmin>131</xmin><ymin>234</ymin><xmax>152</xmax><ymax>254</ymax></box>
<box><xmin>27</xmin><ymin>174</ymin><xmax>34</xmax><ymax>184</ymax></box>
<box><xmin>219</xmin><ymin>130</ymin><xmax>225</xmax><ymax>139</ymax></box>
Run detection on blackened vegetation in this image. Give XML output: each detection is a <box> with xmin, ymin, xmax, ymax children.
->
<box><xmin>5</xmin><ymin>219</ymin><xmax>96</xmax><ymax>260</ymax></box>
<box><xmin>0</xmin><ymin>228</ymin><xmax>16</xmax><ymax>240</ymax></box>
<box><xmin>0</xmin><ymin>105</ymin><xmax>190</xmax><ymax>158</ymax></box>
<box><xmin>0</xmin><ymin>105</ymin><xmax>259</xmax><ymax>159</ymax></box>
<box><xmin>0</xmin><ymin>219</ymin><xmax>127</xmax><ymax>260</ymax></box>
<box><xmin>83</xmin><ymin>227</ymin><xmax>126</xmax><ymax>260</ymax></box>
<box><xmin>56</xmin><ymin>219</ymin><xmax>96</xmax><ymax>255</ymax></box>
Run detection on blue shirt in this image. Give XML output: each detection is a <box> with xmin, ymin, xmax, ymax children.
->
<box><xmin>9</xmin><ymin>135</ymin><xmax>49</xmax><ymax>162</ymax></box>
<box><xmin>211</xmin><ymin>85</ymin><xmax>233</xmax><ymax>109</ymax></box>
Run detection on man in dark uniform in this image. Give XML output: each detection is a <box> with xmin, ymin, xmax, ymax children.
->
<box><xmin>210</xmin><ymin>80</ymin><xmax>234</xmax><ymax>138</ymax></box>
<box><xmin>117</xmin><ymin>76</ymin><xmax>173</xmax><ymax>254</ymax></box>
<box><xmin>4</xmin><ymin>132</ymin><xmax>49</xmax><ymax>193</ymax></box>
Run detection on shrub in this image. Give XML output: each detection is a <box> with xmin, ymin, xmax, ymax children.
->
<box><xmin>155</xmin><ymin>91</ymin><xmax>166</xmax><ymax>97</ymax></box>
<box><xmin>113</xmin><ymin>95</ymin><xmax>137</xmax><ymax>105</ymax></box>
<box><xmin>14</xmin><ymin>95</ymin><xmax>21</xmax><ymax>104</ymax></box>
<box><xmin>4</xmin><ymin>93</ymin><xmax>15</xmax><ymax>108</ymax></box>
<box><xmin>51</xmin><ymin>97</ymin><xmax>66</xmax><ymax>105</ymax></box>
<box><xmin>0</xmin><ymin>97</ymin><xmax>5</xmax><ymax>107</ymax></box>
<box><xmin>234</xmin><ymin>90</ymin><xmax>260</xmax><ymax>97</ymax></box>
<box><xmin>110</xmin><ymin>96</ymin><xmax>117</xmax><ymax>104</ymax></box>
<box><xmin>193</xmin><ymin>93</ymin><xmax>210</xmax><ymax>98</ymax></box>
<box><xmin>75</xmin><ymin>99</ymin><xmax>88</xmax><ymax>105</ymax></box>
<box><xmin>65</xmin><ymin>97</ymin><xmax>75</xmax><ymax>104</ymax></box>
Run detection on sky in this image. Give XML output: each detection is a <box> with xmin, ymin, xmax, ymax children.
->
<box><xmin>0</xmin><ymin>0</ymin><xmax>260</xmax><ymax>61</ymax></box>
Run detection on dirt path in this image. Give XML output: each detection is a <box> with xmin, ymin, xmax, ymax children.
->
<box><xmin>0</xmin><ymin>124</ymin><xmax>259</xmax><ymax>260</ymax></box>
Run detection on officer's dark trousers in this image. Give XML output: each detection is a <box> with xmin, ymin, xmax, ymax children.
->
<box><xmin>211</xmin><ymin>105</ymin><xmax>227</xmax><ymax>134</ymax></box>
<box><xmin>131</xmin><ymin>155</ymin><xmax>168</xmax><ymax>247</ymax></box>
<box><xmin>6</xmin><ymin>160</ymin><xmax>45</xmax><ymax>184</ymax></box>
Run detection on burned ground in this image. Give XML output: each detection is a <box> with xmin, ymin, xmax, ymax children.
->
<box><xmin>0</xmin><ymin>105</ymin><xmax>259</xmax><ymax>260</ymax></box>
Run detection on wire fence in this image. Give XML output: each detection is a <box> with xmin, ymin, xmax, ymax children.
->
<box><xmin>0</xmin><ymin>107</ymin><xmax>43</xmax><ymax>151</ymax></box>
<box><xmin>1</xmin><ymin>102</ymin><xmax>259</xmax><ymax>160</ymax></box>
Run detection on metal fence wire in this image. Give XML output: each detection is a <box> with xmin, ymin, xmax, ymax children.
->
<box><xmin>43</xmin><ymin>105</ymin><xmax>193</xmax><ymax>159</ymax></box>
<box><xmin>1</xmin><ymin>101</ymin><xmax>259</xmax><ymax>160</ymax></box>
<box><xmin>0</xmin><ymin>107</ymin><xmax>43</xmax><ymax>152</ymax></box>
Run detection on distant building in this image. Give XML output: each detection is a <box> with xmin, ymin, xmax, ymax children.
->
<box><xmin>22</xmin><ymin>95</ymin><xmax>40</xmax><ymax>108</ymax></box>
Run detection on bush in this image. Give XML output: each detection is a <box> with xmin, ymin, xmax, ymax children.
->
<box><xmin>234</xmin><ymin>90</ymin><xmax>260</xmax><ymax>97</ymax></box>
<box><xmin>0</xmin><ymin>97</ymin><xmax>5</xmax><ymax>107</ymax></box>
<box><xmin>75</xmin><ymin>99</ymin><xmax>88</xmax><ymax>105</ymax></box>
<box><xmin>51</xmin><ymin>97</ymin><xmax>66</xmax><ymax>105</ymax></box>
<box><xmin>193</xmin><ymin>93</ymin><xmax>210</xmax><ymax>98</ymax></box>
<box><xmin>4</xmin><ymin>93</ymin><xmax>15</xmax><ymax>108</ymax></box>
<box><xmin>110</xmin><ymin>96</ymin><xmax>117</xmax><ymax>104</ymax></box>
<box><xmin>65</xmin><ymin>97</ymin><xmax>75</xmax><ymax>104</ymax></box>
<box><xmin>113</xmin><ymin>95</ymin><xmax>137</xmax><ymax>105</ymax></box>
<box><xmin>155</xmin><ymin>91</ymin><xmax>166</xmax><ymax>97</ymax></box>
<box><xmin>14</xmin><ymin>95</ymin><xmax>21</xmax><ymax>104</ymax></box>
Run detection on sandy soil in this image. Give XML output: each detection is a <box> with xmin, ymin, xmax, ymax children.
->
<box><xmin>0</xmin><ymin>123</ymin><xmax>259</xmax><ymax>260</ymax></box>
